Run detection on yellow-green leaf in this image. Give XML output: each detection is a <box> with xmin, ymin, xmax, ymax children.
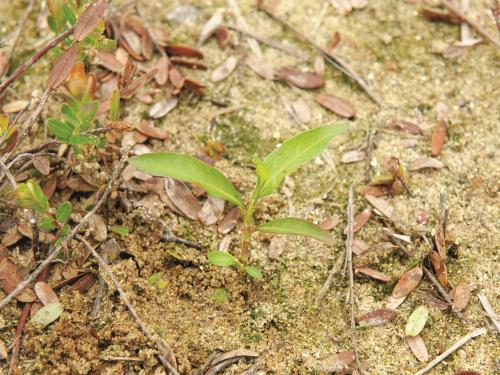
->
<box><xmin>405</xmin><ymin>306</ymin><xmax>429</xmax><ymax>336</ymax></box>
<box><xmin>257</xmin><ymin>217</ymin><xmax>334</xmax><ymax>245</ymax></box>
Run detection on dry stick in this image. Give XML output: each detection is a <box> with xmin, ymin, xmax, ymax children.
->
<box><xmin>315</xmin><ymin>241</ymin><xmax>345</xmax><ymax>305</ymax></box>
<box><xmin>2</xmin><ymin>0</ymin><xmax>36</xmax><ymax>80</ymax></box>
<box><xmin>161</xmin><ymin>232</ymin><xmax>202</xmax><ymax>250</ymax></box>
<box><xmin>478</xmin><ymin>292</ymin><xmax>500</xmax><ymax>333</ymax></box>
<box><xmin>228</xmin><ymin>25</ymin><xmax>311</xmax><ymax>61</ymax></box>
<box><xmin>345</xmin><ymin>186</ymin><xmax>364</xmax><ymax>375</ymax></box>
<box><xmin>77</xmin><ymin>236</ymin><xmax>180</xmax><ymax>375</ymax></box>
<box><xmin>257</xmin><ymin>6</ymin><xmax>380</xmax><ymax>104</ymax></box>
<box><xmin>414</xmin><ymin>327</ymin><xmax>487</xmax><ymax>375</ymax></box>
<box><xmin>364</xmin><ymin>128</ymin><xmax>374</xmax><ymax>183</ymax></box>
<box><xmin>422</xmin><ymin>265</ymin><xmax>453</xmax><ymax>306</ymax></box>
<box><xmin>0</xmin><ymin>151</ymin><xmax>128</xmax><ymax>310</ymax></box>
<box><xmin>441</xmin><ymin>0</ymin><xmax>500</xmax><ymax>48</ymax></box>
<box><xmin>227</xmin><ymin>0</ymin><xmax>262</xmax><ymax>58</ymax></box>
<box><xmin>0</xmin><ymin>27</ymin><xmax>75</xmax><ymax>96</ymax></box>
<box><xmin>90</xmin><ymin>249</ymin><xmax>109</xmax><ymax>319</ymax></box>
<box><xmin>0</xmin><ymin>159</ymin><xmax>17</xmax><ymax>189</ymax></box>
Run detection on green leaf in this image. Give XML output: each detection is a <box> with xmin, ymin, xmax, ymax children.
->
<box><xmin>111</xmin><ymin>225</ymin><xmax>129</xmax><ymax>235</ymax></box>
<box><xmin>257</xmin><ymin>217</ymin><xmax>334</xmax><ymax>245</ymax></box>
<box><xmin>62</xmin><ymin>4</ymin><xmax>77</xmax><ymax>25</ymax></box>
<box><xmin>109</xmin><ymin>88</ymin><xmax>120</xmax><ymax>121</ymax></box>
<box><xmin>31</xmin><ymin>302</ymin><xmax>63</xmax><ymax>328</ymax></box>
<box><xmin>38</xmin><ymin>215</ymin><xmax>56</xmax><ymax>231</ymax></box>
<box><xmin>55</xmin><ymin>201</ymin><xmax>72</xmax><ymax>223</ymax></box>
<box><xmin>213</xmin><ymin>287</ymin><xmax>230</xmax><ymax>303</ymax></box>
<box><xmin>405</xmin><ymin>306</ymin><xmax>429</xmax><ymax>336</ymax></box>
<box><xmin>47</xmin><ymin>15</ymin><xmax>58</xmax><ymax>33</ymax></box>
<box><xmin>129</xmin><ymin>152</ymin><xmax>244</xmax><ymax>207</ymax></box>
<box><xmin>48</xmin><ymin>118</ymin><xmax>74</xmax><ymax>141</ymax></box>
<box><xmin>68</xmin><ymin>134</ymin><xmax>101</xmax><ymax>145</ymax></box>
<box><xmin>16</xmin><ymin>179</ymin><xmax>49</xmax><ymax>213</ymax></box>
<box><xmin>147</xmin><ymin>272</ymin><xmax>162</xmax><ymax>286</ymax></box>
<box><xmin>207</xmin><ymin>251</ymin><xmax>237</xmax><ymax>267</ymax></box>
<box><xmin>244</xmin><ymin>266</ymin><xmax>263</xmax><ymax>279</ymax></box>
<box><xmin>257</xmin><ymin>124</ymin><xmax>348</xmax><ymax>198</ymax></box>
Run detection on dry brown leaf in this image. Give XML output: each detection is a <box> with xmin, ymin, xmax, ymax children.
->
<box><xmin>136</xmin><ymin>120</ymin><xmax>169</xmax><ymax>139</ymax></box>
<box><xmin>215</xmin><ymin>27</ymin><xmax>231</xmax><ymax>48</ymax></box>
<box><xmin>315</xmin><ymin>93</ymin><xmax>355</xmax><ymax>118</ymax></box>
<box><xmin>431</xmin><ymin>120</ymin><xmax>446</xmax><ymax>156</ymax></box>
<box><xmin>386</xmin><ymin>295</ymin><xmax>406</xmax><ymax>309</ymax></box>
<box><xmin>352</xmin><ymin>208</ymin><xmax>372</xmax><ymax>232</ymax></box>
<box><xmin>341</xmin><ymin>149</ymin><xmax>366</xmax><ymax>164</ymax></box>
<box><xmin>365</xmin><ymin>194</ymin><xmax>394</xmax><ymax>219</ymax></box>
<box><xmin>0</xmin><ymin>258</ymin><xmax>36</xmax><ymax>302</ymax></box>
<box><xmin>154</xmin><ymin>56</ymin><xmax>170</xmax><ymax>85</ymax></box>
<box><xmin>165</xmin><ymin>45</ymin><xmax>203</xmax><ymax>59</ymax></box>
<box><xmin>48</xmin><ymin>45</ymin><xmax>78</xmax><ymax>89</ymax></box>
<box><xmin>408</xmin><ymin>157</ymin><xmax>444</xmax><ymax>171</ymax></box>
<box><xmin>356</xmin><ymin>308</ymin><xmax>396</xmax><ymax>327</ymax></box>
<box><xmin>392</xmin><ymin>267</ymin><xmax>423</xmax><ymax>298</ymax></box>
<box><xmin>452</xmin><ymin>282</ymin><xmax>472</xmax><ymax>313</ymax></box>
<box><xmin>67</xmin><ymin>176</ymin><xmax>97</xmax><ymax>192</ymax></box>
<box><xmin>435</xmin><ymin>215</ymin><xmax>446</xmax><ymax>260</ymax></box>
<box><xmin>89</xmin><ymin>214</ymin><xmax>107</xmax><ymax>242</ymax></box>
<box><xmin>165</xmin><ymin>178</ymin><xmax>202</xmax><ymax>220</ymax></box>
<box><xmin>74</xmin><ymin>0</ymin><xmax>107</xmax><ymax>41</ymax></box>
<box><xmin>33</xmin><ymin>156</ymin><xmax>51</xmax><ymax>175</ymax></box>
<box><xmin>183</xmin><ymin>79</ymin><xmax>206</xmax><ymax>96</ymax></box>
<box><xmin>2</xmin><ymin>100</ymin><xmax>29</xmax><ymax>113</ymax></box>
<box><xmin>246</xmin><ymin>55</ymin><xmax>274</xmax><ymax>80</ymax></box>
<box><xmin>169</xmin><ymin>67</ymin><xmax>185</xmax><ymax>89</ymax></box>
<box><xmin>352</xmin><ymin>238</ymin><xmax>369</xmax><ymax>255</ymax></box>
<box><xmin>420</xmin><ymin>8</ymin><xmax>462</xmax><ymax>24</ymax></box>
<box><xmin>319</xmin><ymin>215</ymin><xmax>340</xmax><ymax>231</ymax></box>
<box><xmin>279</xmin><ymin>67</ymin><xmax>323</xmax><ymax>89</ymax></box>
<box><xmin>217</xmin><ymin>207</ymin><xmax>240</xmax><ymax>234</ymax></box>
<box><xmin>355</xmin><ymin>266</ymin><xmax>391</xmax><ymax>282</ymax></box>
<box><xmin>314</xmin><ymin>55</ymin><xmax>325</xmax><ymax>78</ymax></box>
<box><xmin>170</xmin><ymin>57</ymin><xmax>207</xmax><ymax>70</ymax></box>
<box><xmin>141</xmin><ymin>31</ymin><xmax>154</xmax><ymax>61</ymax></box>
<box><xmin>66</xmin><ymin>273</ymin><xmax>96</xmax><ymax>292</ymax></box>
<box><xmin>34</xmin><ymin>281</ymin><xmax>59</xmax><ymax>305</ymax></box>
<box><xmin>321</xmin><ymin>351</ymin><xmax>354</xmax><ymax>373</ymax></box>
<box><xmin>453</xmin><ymin>371</ymin><xmax>481</xmax><ymax>375</ymax></box>
<box><xmin>360</xmin><ymin>185</ymin><xmax>385</xmax><ymax>197</ymax></box>
<box><xmin>197</xmin><ymin>11</ymin><xmax>224</xmax><ymax>48</ymax></box>
<box><xmin>291</xmin><ymin>98</ymin><xmax>311</xmax><ymax>124</ymax></box>
<box><xmin>149</xmin><ymin>97</ymin><xmax>178</xmax><ymax>119</ymax></box>
<box><xmin>407</xmin><ymin>335</ymin><xmax>429</xmax><ymax>362</ymax></box>
<box><xmin>429</xmin><ymin>250</ymin><xmax>448</xmax><ymax>287</ymax></box>
<box><xmin>268</xmin><ymin>236</ymin><xmax>287</xmax><ymax>259</ymax></box>
<box><xmin>211</xmin><ymin>56</ymin><xmax>239</xmax><ymax>82</ymax></box>
<box><xmin>198</xmin><ymin>197</ymin><xmax>225</xmax><ymax>225</ymax></box>
<box><xmin>2</xmin><ymin>227</ymin><xmax>23</xmax><ymax>247</ymax></box>
<box><xmin>415</xmin><ymin>290</ymin><xmax>449</xmax><ymax>310</ymax></box>
<box><xmin>387</xmin><ymin>120</ymin><xmax>423</xmax><ymax>135</ymax></box>
<box><xmin>0</xmin><ymin>338</ymin><xmax>7</xmax><ymax>360</ymax></box>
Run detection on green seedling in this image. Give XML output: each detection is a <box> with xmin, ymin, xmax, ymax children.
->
<box><xmin>129</xmin><ymin>124</ymin><xmax>348</xmax><ymax>278</ymax></box>
<box><xmin>16</xmin><ymin>179</ymin><xmax>72</xmax><ymax>239</ymax></box>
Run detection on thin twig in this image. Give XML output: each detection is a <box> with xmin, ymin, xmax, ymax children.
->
<box><xmin>2</xmin><ymin>0</ymin><xmax>36</xmax><ymax>80</ymax></box>
<box><xmin>0</xmin><ymin>150</ymin><xmax>129</xmax><ymax>310</ymax></box>
<box><xmin>161</xmin><ymin>230</ymin><xmax>202</xmax><ymax>250</ymax></box>
<box><xmin>228</xmin><ymin>25</ymin><xmax>311</xmax><ymax>61</ymax></box>
<box><xmin>0</xmin><ymin>159</ymin><xmax>17</xmax><ymax>189</ymax></box>
<box><xmin>314</xmin><ymin>251</ymin><xmax>345</xmax><ymax>306</ymax></box>
<box><xmin>422</xmin><ymin>265</ymin><xmax>453</xmax><ymax>306</ymax></box>
<box><xmin>77</xmin><ymin>236</ymin><xmax>179</xmax><ymax>375</ymax></box>
<box><xmin>90</xmin><ymin>247</ymin><xmax>109</xmax><ymax>319</ymax></box>
<box><xmin>414</xmin><ymin>327</ymin><xmax>487</xmax><ymax>375</ymax></box>
<box><xmin>364</xmin><ymin>128</ymin><xmax>374</xmax><ymax>183</ymax></box>
<box><xmin>477</xmin><ymin>292</ymin><xmax>500</xmax><ymax>333</ymax></box>
<box><xmin>227</xmin><ymin>0</ymin><xmax>262</xmax><ymax>58</ymax></box>
<box><xmin>441</xmin><ymin>0</ymin><xmax>500</xmax><ymax>48</ymax></box>
<box><xmin>0</xmin><ymin>27</ymin><xmax>75</xmax><ymax>96</ymax></box>
<box><xmin>257</xmin><ymin>6</ymin><xmax>380</xmax><ymax>104</ymax></box>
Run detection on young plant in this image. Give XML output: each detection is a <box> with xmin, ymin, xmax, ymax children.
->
<box><xmin>129</xmin><ymin>124</ymin><xmax>348</xmax><ymax>277</ymax></box>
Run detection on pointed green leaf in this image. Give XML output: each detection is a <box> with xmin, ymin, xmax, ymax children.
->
<box><xmin>15</xmin><ymin>179</ymin><xmax>49</xmax><ymax>213</ymax></box>
<box><xmin>207</xmin><ymin>251</ymin><xmax>237</xmax><ymax>267</ymax></box>
<box><xmin>257</xmin><ymin>124</ymin><xmax>348</xmax><ymax>197</ymax></box>
<box><xmin>109</xmin><ymin>88</ymin><xmax>121</xmax><ymax>121</ymax></box>
<box><xmin>129</xmin><ymin>152</ymin><xmax>244</xmax><ymax>207</ymax></box>
<box><xmin>244</xmin><ymin>266</ymin><xmax>263</xmax><ymax>279</ymax></box>
<box><xmin>38</xmin><ymin>215</ymin><xmax>56</xmax><ymax>231</ymax></box>
<box><xmin>68</xmin><ymin>134</ymin><xmax>101</xmax><ymax>145</ymax></box>
<box><xmin>55</xmin><ymin>201</ymin><xmax>72</xmax><ymax>223</ymax></box>
<box><xmin>31</xmin><ymin>302</ymin><xmax>63</xmax><ymax>328</ymax></box>
<box><xmin>213</xmin><ymin>287</ymin><xmax>230</xmax><ymax>303</ymax></box>
<box><xmin>48</xmin><ymin>118</ymin><xmax>74</xmax><ymax>141</ymax></box>
<box><xmin>257</xmin><ymin>217</ymin><xmax>334</xmax><ymax>245</ymax></box>
<box><xmin>405</xmin><ymin>306</ymin><xmax>429</xmax><ymax>336</ymax></box>
<box><xmin>111</xmin><ymin>225</ymin><xmax>129</xmax><ymax>235</ymax></box>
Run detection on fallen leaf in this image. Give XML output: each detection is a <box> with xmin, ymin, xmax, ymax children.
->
<box><xmin>360</xmin><ymin>185</ymin><xmax>386</xmax><ymax>197</ymax></box>
<box><xmin>165</xmin><ymin>45</ymin><xmax>203</xmax><ymax>59</ymax></box>
<box><xmin>429</xmin><ymin>250</ymin><xmax>448</xmax><ymax>287</ymax></box>
<box><xmin>315</xmin><ymin>93</ymin><xmax>355</xmax><ymax>118</ymax></box>
<box><xmin>392</xmin><ymin>267</ymin><xmax>423</xmax><ymax>298</ymax></box>
<box><xmin>452</xmin><ymin>282</ymin><xmax>471</xmax><ymax>313</ymax></box>
<box><xmin>314</xmin><ymin>55</ymin><xmax>325</xmax><ymax>78</ymax></box>
<box><xmin>2</xmin><ymin>100</ymin><xmax>29</xmax><ymax>113</ymax></box>
<box><xmin>198</xmin><ymin>197</ymin><xmax>225</xmax><ymax>225</ymax></box>
<box><xmin>89</xmin><ymin>214</ymin><xmax>107</xmax><ymax>242</ymax></box>
<box><xmin>246</xmin><ymin>55</ymin><xmax>274</xmax><ymax>80</ymax></box>
<box><xmin>197</xmin><ymin>11</ymin><xmax>224</xmax><ymax>48</ymax></box>
<box><xmin>211</xmin><ymin>56</ymin><xmax>239</xmax><ymax>82</ymax></box>
<box><xmin>136</xmin><ymin>120</ymin><xmax>169</xmax><ymax>139</ymax></box>
<box><xmin>217</xmin><ymin>207</ymin><xmax>240</xmax><ymax>234</ymax></box>
<box><xmin>387</xmin><ymin>120</ymin><xmax>423</xmax><ymax>135</ymax></box>
<box><xmin>356</xmin><ymin>308</ymin><xmax>396</xmax><ymax>327</ymax></box>
<box><xmin>183</xmin><ymin>79</ymin><xmax>206</xmax><ymax>96</ymax></box>
<box><xmin>320</xmin><ymin>351</ymin><xmax>354</xmax><ymax>373</ymax></box>
<box><xmin>435</xmin><ymin>215</ymin><xmax>446</xmax><ymax>260</ymax></box>
<box><xmin>154</xmin><ymin>56</ymin><xmax>170</xmax><ymax>85</ymax></box>
<box><xmin>355</xmin><ymin>266</ymin><xmax>391</xmax><ymax>282</ymax></box>
<box><xmin>0</xmin><ymin>258</ymin><xmax>36</xmax><ymax>302</ymax></box>
<box><xmin>2</xmin><ymin>226</ymin><xmax>23</xmax><ymax>246</ymax></box>
<box><xmin>268</xmin><ymin>236</ymin><xmax>287</xmax><ymax>259</ymax></box>
<box><xmin>352</xmin><ymin>208</ymin><xmax>372</xmax><ymax>232</ymax></box>
<box><xmin>66</xmin><ymin>273</ymin><xmax>96</xmax><ymax>292</ymax></box>
<box><xmin>33</xmin><ymin>156</ymin><xmax>51</xmax><ymax>175</ymax></box>
<box><xmin>74</xmin><ymin>0</ymin><xmax>107</xmax><ymax>42</ymax></box>
<box><xmin>408</xmin><ymin>157</ymin><xmax>444</xmax><ymax>171</ymax></box>
<box><xmin>341</xmin><ymin>149</ymin><xmax>366</xmax><ymax>163</ymax></box>
<box><xmin>169</xmin><ymin>67</ymin><xmax>185</xmax><ymax>89</ymax></box>
<box><xmin>279</xmin><ymin>67</ymin><xmax>323</xmax><ymax>89</ymax></box>
<box><xmin>149</xmin><ymin>97</ymin><xmax>178</xmax><ymax>119</ymax></box>
<box><xmin>319</xmin><ymin>215</ymin><xmax>340</xmax><ymax>230</ymax></box>
<box><xmin>205</xmin><ymin>349</ymin><xmax>259</xmax><ymax>375</ymax></box>
<box><xmin>407</xmin><ymin>335</ymin><xmax>429</xmax><ymax>362</ymax></box>
<box><xmin>352</xmin><ymin>238</ymin><xmax>369</xmax><ymax>255</ymax></box>
<box><xmin>415</xmin><ymin>290</ymin><xmax>449</xmax><ymax>310</ymax></box>
<box><xmin>420</xmin><ymin>7</ymin><xmax>462</xmax><ymax>24</ymax></box>
<box><xmin>120</xmin><ymin>28</ymin><xmax>143</xmax><ymax>60</ymax></box>
<box><xmin>453</xmin><ymin>371</ymin><xmax>481</xmax><ymax>375</ymax></box>
<box><xmin>386</xmin><ymin>295</ymin><xmax>406</xmax><ymax>309</ymax></box>
<box><xmin>34</xmin><ymin>281</ymin><xmax>59</xmax><ymax>305</ymax></box>
<box><xmin>406</xmin><ymin>305</ymin><xmax>429</xmax><ymax>336</ymax></box>
<box><xmin>215</xmin><ymin>27</ymin><xmax>231</xmax><ymax>48</ymax></box>
<box><xmin>431</xmin><ymin>121</ymin><xmax>446</xmax><ymax>156</ymax></box>
<box><xmin>31</xmin><ymin>302</ymin><xmax>63</xmax><ymax>328</ymax></box>
<box><xmin>171</xmin><ymin>57</ymin><xmax>207</xmax><ymax>70</ymax></box>
<box><xmin>165</xmin><ymin>178</ymin><xmax>202</xmax><ymax>220</ymax></box>
<box><xmin>291</xmin><ymin>98</ymin><xmax>311</xmax><ymax>124</ymax></box>
<box><xmin>67</xmin><ymin>176</ymin><xmax>96</xmax><ymax>192</ymax></box>
<box><xmin>365</xmin><ymin>194</ymin><xmax>394</xmax><ymax>219</ymax></box>
<box><xmin>48</xmin><ymin>45</ymin><xmax>78</xmax><ymax>89</ymax></box>
<box><xmin>0</xmin><ymin>339</ymin><xmax>7</xmax><ymax>360</ymax></box>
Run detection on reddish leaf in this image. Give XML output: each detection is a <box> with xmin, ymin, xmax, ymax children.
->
<box><xmin>387</xmin><ymin>120</ymin><xmax>423</xmax><ymax>135</ymax></box>
<box><xmin>48</xmin><ymin>45</ymin><xmax>78</xmax><ymax>89</ymax></box>
<box><xmin>215</xmin><ymin>27</ymin><xmax>231</xmax><ymax>48</ymax></box>
<box><xmin>435</xmin><ymin>215</ymin><xmax>446</xmax><ymax>260</ymax></box>
<box><xmin>170</xmin><ymin>57</ymin><xmax>207</xmax><ymax>70</ymax></box>
<box><xmin>429</xmin><ymin>250</ymin><xmax>448</xmax><ymax>287</ymax></box>
<box><xmin>165</xmin><ymin>45</ymin><xmax>203</xmax><ymax>59</ymax></box>
<box><xmin>217</xmin><ymin>207</ymin><xmax>240</xmax><ymax>234</ymax></box>
<box><xmin>0</xmin><ymin>258</ymin><xmax>36</xmax><ymax>302</ymax></box>
<box><xmin>407</xmin><ymin>335</ymin><xmax>429</xmax><ymax>362</ymax></box>
<box><xmin>431</xmin><ymin>121</ymin><xmax>446</xmax><ymax>156</ymax></box>
<box><xmin>452</xmin><ymin>283</ymin><xmax>471</xmax><ymax>313</ymax></box>
<box><xmin>33</xmin><ymin>156</ymin><xmax>51</xmax><ymax>176</ymax></box>
<box><xmin>74</xmin><ymin>0</ymin><xmax>107</xmax><ymax>42</ymax></box>
<box><xmin>353</xmin><ymin>208</ymin><xmax>372</xmax><ymax>232</ymax></box>
<box><xmin>315</xmin><ymin>93</ymin><xmax>355</xmax><ymax>118</ymax></box>
<box><xmin>355</xmin><ymin>266</ymin><xmax>391</xmax><ymax>282</ymax></box>
<box><xmin>319</xmin><ymin>216</ymin><xmax>340</xmax><ymax>231</ymax></box>
<box><xmin>183</xmin><ymin>79</ymin><xmax>206</xmax><ymax>96</ymax></box>
<box><xmin>169</xmin><ymin>67</ymin><xmax>185</xmax><ymax>89</ymax></box>
<box><xmin>360</xmin><ymin>185</ymin><xmax>386</xmax><ymax>197</ymax></box>
<box><xmin>34</xmin><ymin>281</ymin><xmax>59</xmax><ymax>305</ymax></box>
<box><xmin>356</xmin><ymin>308</ymin><xmax>396</xmax><ymax>327</ymax></box>
<box><xmin>415</xmin><ymin>290</ymin><xmax>449</xmax><ymax>310</ymax></box>
<box><xmin>136</xmin><ymin>120</ymin><xmax>169</xmax><ymax>139</ymax></box>
<box><xmin>278</xmin><ymin>67</ymin><xmax>323</xmax><ymax>89</ymax></box>
<box><xmin>392</xmin><ymin>267</ymin><xmax>423</xmax><ymax>298</ymax></box>
<box><xmin>154</xmin><ymin>56</ymin><xmax>170</xmax><ymax>85</ymax></box>
<box><xmin>453</xmin><ymin>371</ymin><xmax>480</xmax><ymax>375</ymax></box>
<box><xmin>67</xmin><ymin>273</ymin><xmax>96</xmax><ymax>292</ymax></box>
<box><xmin>420</xmin><ymin>8</ymin><xmax>462</xmax><ymax>24</ymax></box>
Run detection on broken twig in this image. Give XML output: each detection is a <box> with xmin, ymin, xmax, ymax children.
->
<box><xmin>478</xmin><ymin>292</ymin><xmax>500</xmax><ymax>333</ymax></box>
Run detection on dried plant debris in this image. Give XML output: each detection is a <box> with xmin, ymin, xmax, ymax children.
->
<box><xmin>278</xmin><ymin>67</ymin><xmax>324</xmax><ymax>89</ymax></box>
<box><xmin>356</xmin><ymin>308</ymin><xmax>396</xmax><ymax>327</ymax></box>
<box><xmin>203</xmin><ymin>349</ymin><xmax>259</xmax><ymax>375</ymax></box>
<box><xmin>451</xmin><ymin>283</ymin><xmax>472</xmax><ymax>313</ymax></box>
<box><xmin>392</xmin><ymin>267</ymin><xmax>423</xmax><ymax>299</ymax></box>
<box><xmin>315</xmin><ymin>93</ymin><xmax>355</xmax><ymax>119</ymax></box>
<box><xmin>431</xmin><ymin>120</ymin><xmax>447</xmax><ymax>156</ymax></box>
<box><xmin>407</xmin><ymin>335</ymin><xmax>429</xmax><ymax>362</ymax></box>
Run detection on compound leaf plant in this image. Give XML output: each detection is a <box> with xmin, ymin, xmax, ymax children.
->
<box><xmin>130</xmin><ymin>123</ymin><xmax>348</xmax><ymax>278</ymax></box>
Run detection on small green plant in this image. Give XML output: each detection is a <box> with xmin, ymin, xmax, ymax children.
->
<box><xmin>16</xmin><ymin>179</ymin><xmax>72</xmax><ymax>238</ymax></box>
<box><xmin>129</xmin><ymin>124</ymin><xmax>348</xmax><ymax>277</ymax></box>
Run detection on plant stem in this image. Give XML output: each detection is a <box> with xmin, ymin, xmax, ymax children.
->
<box><xmin>241</xmin><ymin>199</ymin><xmax>256</xmax><ymax>263</ymax></box>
